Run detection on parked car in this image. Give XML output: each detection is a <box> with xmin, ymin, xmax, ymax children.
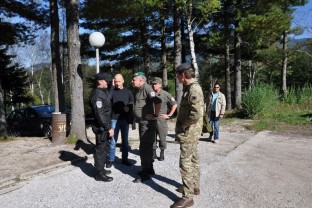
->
<box><xmin>6</xmin><ymin>105</ymin><xmax>70</xmax><ymax>137</ymax></box>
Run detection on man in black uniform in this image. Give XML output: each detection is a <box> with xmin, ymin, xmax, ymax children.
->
<box><xmin>132</xmin><ymin>72</ymin><xmax>162</xmax><ymax>183</ymax></box>
<box><xmin>90</xmin><ymin>72</ymin><xmax>114</xmax><ymax>182</ymax></box>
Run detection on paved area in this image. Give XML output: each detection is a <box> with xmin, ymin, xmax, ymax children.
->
<box><xmin>0</xmin><ymin>120</ymin><xmax>311</xmax><ymax>208</ymax></box>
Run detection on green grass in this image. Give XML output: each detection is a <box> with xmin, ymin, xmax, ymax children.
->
<box><xmin>0</xmin><ymin>136</ymin><xmax>15</xmax><ymax>142</ymax></box>
<box><xmin>249</xmin><ymin>103</ymin><xmax>311</xmax><ymax>132</ymax></box>
<box><xmin>66</xmin><ymin>136</ymin><xmax>80</xmax><ymax>144</ymax></box>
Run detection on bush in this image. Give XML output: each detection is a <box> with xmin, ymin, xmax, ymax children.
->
<box><xmin>298</xmin><ymin>84</ymin><xmax>312</xmax><ymax>107</ymax></box>
<box><xmin>283</xmin><ymin>87</ymin><xmax>297</xmax><ymax>104</ymax></box>
<box><xmin>242</xmin><ymin>84</ymin><xmax>279</xmax><ymax>118</ymax></box>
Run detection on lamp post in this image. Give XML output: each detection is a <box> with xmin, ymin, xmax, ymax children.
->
<box><xmin>89</xmin><ymin>32</ymin><xmax>105</xmax><ymax>73</ymax></box>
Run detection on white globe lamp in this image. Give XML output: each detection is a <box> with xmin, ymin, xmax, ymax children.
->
<box><xmin>89</xmin><ymin>32</ymin><xmax>105</xmax><ymax>73</ymax></box>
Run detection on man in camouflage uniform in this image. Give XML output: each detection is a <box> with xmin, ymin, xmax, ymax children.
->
<box><xmin>171</xmin><ymin>63</ymin><xmax>204</xmax><ymax>208</ymax></box>
<box><xmin>132</xmin><ymin>72</ymin><xmax>162</xmax><ymax>183</ymax></box>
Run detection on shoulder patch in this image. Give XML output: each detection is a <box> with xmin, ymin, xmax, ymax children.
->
<box><xmin>189</xmin><ymin>93</ymin><xmax>201</xmax><ymax>104</ymax></box>
<box><xmin>150</xmin><ymin>91</ymin><xmax>156</xmax><ymax>97</ymax></box>
<box><xmin>96</xmin><ymin>101</ymin><xmax>103</xmax><ymax>108</ymax></box>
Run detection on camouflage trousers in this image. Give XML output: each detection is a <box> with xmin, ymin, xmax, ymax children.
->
<box><xmin>180</xmin><ymin>141</ymin><xmax>200</xmax><ymax>198</ymax></box>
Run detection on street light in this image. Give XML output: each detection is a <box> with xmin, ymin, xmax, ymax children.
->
<box><xmin>89</xmin><ymin>32</ymin><xmax>105</xmax><ymax>73</ymax></box>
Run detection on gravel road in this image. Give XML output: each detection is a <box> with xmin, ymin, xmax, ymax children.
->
<box><xmin>0</xmin><ymin>121</ymin><xmax>311</xmax><ymax>208</ymax></box>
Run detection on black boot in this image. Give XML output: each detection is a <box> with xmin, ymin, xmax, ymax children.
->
<box><xmin>95</xmin><ymin>171</ymin><xmax>113</xmax><ymax>182</ymax></box>
<box><xmin>138</xmin><ymin>167</ymin><xmax>155</xmax><ymax>176</ymax></box>
<box><xmin>159</xmin><ymin>150</ymin><xmax>164</xmax><ymax>161</ymax></box>
<box><xmin>152</xmin><ymin>149</ymin><xmax>157</xmax><ymax>160</ymax></box>
<box><xmin>134</xmin><ymin>169</ymin><xmax>151</xmax><ymax>183</ymax></box>
<box><xmin>106</xmin><ymin>161</ymin><xmax>113</xmax><ymax>168</ymax></box>
<box><xmin>103</xmin><ymin>168</ymin><xmax>111</xmax><ymax>175</ymax></box>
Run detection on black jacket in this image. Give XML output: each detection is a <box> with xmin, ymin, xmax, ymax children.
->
<box><xmin>90</xmin><ymin>88</ymin><xmax>112</xmax><ymax>131</ymax></box>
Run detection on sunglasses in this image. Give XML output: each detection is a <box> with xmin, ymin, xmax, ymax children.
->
<box><xmin>214</xmin><ymin>86</ymin><xmax>220</xmax><ymax>88</ymax></box>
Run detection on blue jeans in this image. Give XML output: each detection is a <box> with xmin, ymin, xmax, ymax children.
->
<box><xmin>108</xmin><ymin>119</ymin><xmax>129</xmax><ymax>162</ymax></box>
<box><xmin>209</xmin><ymin>111</ymin><xmax>220</xmax><ymax>140</ymax></box>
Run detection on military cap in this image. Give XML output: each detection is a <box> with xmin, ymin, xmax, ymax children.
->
<box><xmin>151</xmin><ymin>77</ymin><xmax>162</xmax><ymax>84</ymax></box>
<box><xmin>176</xmin><ymin>63</ymin><xmax>191</xmax><ymax>72</ymax></box>
<box><xmin>133</xmin><ymin>71</ymin><xmax>145</xmax><ymax>77</ymax></box>
<box><xmin>95</xmin><ymin>72</ymin><xmax>112</xmax><ymax>82</ymax></box>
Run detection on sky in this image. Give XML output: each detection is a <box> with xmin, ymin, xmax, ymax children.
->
<box><xmin>8</xmin><ymin>1</ymin><xmax>312</xmax><ymax>69</ymax></box>
<box><xmin>292</xmin><ymin>0</ymin><xmax>312</xmax><ymax>39</ymax></box>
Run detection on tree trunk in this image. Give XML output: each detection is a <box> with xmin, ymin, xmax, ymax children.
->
<box><xmin>174</xmin><ymin>1</ymin><xmax>183</xmax><ymax>107</ymax></box>
<box><xmin>66</xmin><ymin>0</ymin><xmax>87</xmax><ymax>141</ymax></box>
<box><xmin>248</xmin><ymin>60</ymin><xmax>256</xmax><ymax>89</ymax></box>
<box><xmin>234</xmin><ymin>25</ymin><xmax>242</xmax><ymax>109</ymax></box>
<box><xmin>140</xmin><ymin>19</ymin><xmax>151</xmax><ymax>81</ymax></box>
<box><xmin>224</xmin><ymin>0</ymin><xmax>232</xmax><ymax>110</ymax></box>
<box><xmin>160</xmin><ymin>10</ymin><xmax>168</xmax><ymax>91</ymax></box>
<box><xmin>186</xmin><ymin>1</ymin><xmax>199</xmax><ymax>79</ymax></box>
<box><xmin>281</xmin><ymin>31</ymin><xmax>288</xmax><ymax>98</ymax></box>
<box><xmin>0</xmin><ymin>80</ymin><xmax>7</xmax><ymax>139</ymax></box>
<box><xmin>225</xmin><ymin>43</ymin><xmax>232</xmax><ymax>110</ymax></box>
<box><xmin>181</xmin><ymin>17</ymin><xmax>187</xmax><ymax>63</ymax></box>
<box><xmin>50</xmin><ymin>0</ymin><xmax>65</xmax><ymax>112</ymax></box>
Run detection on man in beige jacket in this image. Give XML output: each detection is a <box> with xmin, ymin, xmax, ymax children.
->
<box><xmin>206</xmin><ymin>83</ymin><xmax>226</xmax><ymax>143</ymax></box>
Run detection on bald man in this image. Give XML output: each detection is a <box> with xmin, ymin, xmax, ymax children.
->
<box><xmin>107</xmin><ymin>74</ymin><xmax>134</xmax><ymax>168</ymax></box>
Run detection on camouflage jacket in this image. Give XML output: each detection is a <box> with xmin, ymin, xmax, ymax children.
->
<box><xmin>176</xmin><ymin>78</ymin><xmax>204</xmax><ymax>142</ymax></box>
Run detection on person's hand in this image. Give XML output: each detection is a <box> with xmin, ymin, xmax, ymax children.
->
<box><xmin>123</xmin><ymin>106</ymin><xmax>129</xmax><ymax>112</ymax></box>
<box><xmin>145</xmin><ymin>114</ymin><xmax>157</xmax><ymax>120</ymax></box>
<box><xmin>220</xmin><ymin>114</ymin><xmax>224</xmax><ymax>119</ymax></box>
<box><xmin>181</xmin><ymin>124</ymin><xmax>188</xmax><ymax>132</ymax></box>
<box><xmin>160</xmin><ymin>114</ymin><xmax>170</xmax><ymax>120</ymax></box>
<box><xmin>108</xmin><ymin>128</ymin><xmax>114</xmax><ymax>137</ymax></box>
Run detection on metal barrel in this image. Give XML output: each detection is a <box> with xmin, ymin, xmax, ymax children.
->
<box><xmin>52</xmin><ymin>112</ymin><xmax>67</xmax><ymax>144</ymax></box>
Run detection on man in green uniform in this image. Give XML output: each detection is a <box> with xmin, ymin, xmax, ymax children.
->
<box><xmin>171</xmin><ymin>63</ymin><xmax>204</xmax><ymax>208</ymax></box>
<box><xmin>132</xmin><ymin>72</ymin><xmax>162</xmax><ymax>183</ymax></box>
<box><xmin>151</xmin><ymin>77</ymin><xmax>177</xmax><ymax>161</ymax></box>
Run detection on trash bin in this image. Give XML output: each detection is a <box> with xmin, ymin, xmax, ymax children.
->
<box><xmin>52</xmin><ymin>112</ymin><xmax>67</xmax><ymax>144</ymax></box>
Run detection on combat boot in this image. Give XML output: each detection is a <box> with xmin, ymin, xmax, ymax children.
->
<box><xmin>159</xmin><ymin>149</ymin><xmax>165</xmax><ymax>161</ymax></box>
<box><xmin>95</xmin><ymin>171</ymin><xmax>113</xmax><ymax>182</ymax></box>
<box><xmin>170</xmin><ymin>197</ymin><xmax>194</xmax><ymax>208</ymax></box>
<box><xmin>152</xmin><ymin>149</ymin><xmax>157</xmax><ymax>160</ymax></box>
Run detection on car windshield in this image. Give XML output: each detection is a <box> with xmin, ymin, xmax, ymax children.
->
<box><xmin>33</xmin><ymin>106</ymin><xmax>55</xmax><ymax>116</ymax></box>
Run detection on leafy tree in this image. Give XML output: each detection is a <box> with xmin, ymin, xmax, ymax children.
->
<box><xmin>0</xmin><ymin>48</ymin><xmax>33</xmax><ymax>109</ymax></box>
<box><xmin>0</xmin><ymin>0</ymin><xmax>47</xmax><ymax>138</ymax></box>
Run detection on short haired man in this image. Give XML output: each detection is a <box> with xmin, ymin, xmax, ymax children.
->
<box><xmin>90</xmin><ymin>72</ymin><xmax>114</xmax><ymax>182</ymax></box>
<box><xmin>151</xmin><ymin>77</ymin><xmax>177</xmax><ymax>161</ymax></box>
<box><xmin>206</xmin><ymin>83</ymin><xmax>226</xmax><ymax>143</ymax></box>
<box><xmin>171</xmin><ymin>63</ymin><xmax>204</xmax><ymax>208</ymax></box>
<box><xmin>132</xmin><ymin>72</ymin><xmax>162</xmax><ymax>183</ymax></box>
<box><xmin>107</xmin><ymin>74</ymin><xmax>134</xmax><ymax>168</ymax></box>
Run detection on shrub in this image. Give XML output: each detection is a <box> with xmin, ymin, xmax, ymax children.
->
<box><xmin>298</xmin><ymin>84</ymin><xmax>312</xmax><ymax>107</ymax></box>
<box><xmin>242</xmin><ymin>84</ymin><xmax>279</xmax><ymax>118</ymax></box>
<box><xmin>283</xmin><ymin>87</ymin><xmax>297</xmax><ymax>104</ymax></box>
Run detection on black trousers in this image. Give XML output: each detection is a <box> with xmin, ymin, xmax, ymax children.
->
<box><xmin>94</xmin><ymin>134</ymin><xmax>109</xmax><ymax>172</ymax></box>
<box><xmin>138</xmin><ymin>120</ymin><xmax>157</xmax><ymax>170</ymax></box>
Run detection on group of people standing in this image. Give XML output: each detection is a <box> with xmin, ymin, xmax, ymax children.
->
<box><xmin>89</xmin><ymin>63</ymin><xmax>226</xmax><ymax>208</ymax></box>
